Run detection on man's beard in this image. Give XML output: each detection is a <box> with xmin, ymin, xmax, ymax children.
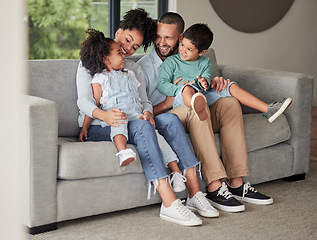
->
<box><xmin>155</xmin><ymin>40</ymin><xmax>179</xmax><ymax>59</ymax></box>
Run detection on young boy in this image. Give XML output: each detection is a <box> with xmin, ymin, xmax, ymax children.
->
<box><xmin>157</xmin><ymin>23</ymin><xmax>292</xmax><ymax>122</ymax></box>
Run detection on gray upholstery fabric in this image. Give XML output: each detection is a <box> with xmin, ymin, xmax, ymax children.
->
<box><xmin>28</xmin><ymin>60</ymin><xmax>80</xmax><ymax>137</ymax></box>
<box><xmin>57</xmin><ymin>113</ymin><xmax>291</xmax><ymax>180</ymax></box>
<box><xmin>219</xmin><ymin>64</ymin><xmax>314</xmax><ymax>175</ymax></box>
<box><xmin>245</xmin><ymin>143</ymin><xmax>294</xmax><ymax>184</ymax></box>
<box><xmin>58</xmin><ymin>141</ymin><xmax>144</xmax><ymax>180</ymax></box>
<box><xmin>24</xmin><ymin>48</ymin><xmax>314</xmax><ymax>231</ymax></box>
<box><xmin>23</xmin><ymin>96</ymin><xmax>58</xmax><ymax>227</ymax></box>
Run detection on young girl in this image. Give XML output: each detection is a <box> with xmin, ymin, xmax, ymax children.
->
<box><xmin>79</xmin><ymin>29</ymin><xmax>149</xmax><ymax>166</ymax></box>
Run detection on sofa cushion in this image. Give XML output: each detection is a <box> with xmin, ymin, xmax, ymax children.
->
<box><xmin>58</xmin><ymin>112</ymin><xmax>291</xmax><ymax>180</ymax></box>
<box><xmin>58</xmin><ymin>138</ymin><xmax>145</xmax><ymax>180</ymax></box>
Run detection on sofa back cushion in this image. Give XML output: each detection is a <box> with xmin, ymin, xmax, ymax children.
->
<box><xmin>204</xmin><ymin>48</ymin><xmax>220</xmax><ymax>79</ymax></box>
<box><xmin>27</xmin><ymin>48</ymin><xmax>219</xmax><ymax>137</ymax></box>
<box><xmin>28</xmin><ymin>59</ymin><xmax>80</xmax><ymax>137</ymax></box>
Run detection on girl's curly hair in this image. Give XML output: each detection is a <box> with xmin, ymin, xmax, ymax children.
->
<box><xmin>80</xmin><ymin>29</ymin><xmax>115</xmax><ymax>77</ymax></box>
<box><xmin>120</xmin><ymin>8</ymin><xmax>156</xmax><ymax>51</ymax></box>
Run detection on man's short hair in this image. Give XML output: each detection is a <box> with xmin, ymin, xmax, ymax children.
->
<box><xmin>182</xmin><ymin>23</ymin><xmax>213</xmax><ymax>53</ymax></box>
<box><xmin>158</xmin><ymin>12</ymin><xmax>185</xmax><ymax>34</ymax></box>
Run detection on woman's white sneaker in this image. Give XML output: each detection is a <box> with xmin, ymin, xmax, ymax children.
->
<box><xmin>170</xmin><ymin>172</ymin><xmax>187</xmax><ymax>192</ymax></box>
<box><xmin>160</xmin><ymin>199</ymin><xmax>202</xmax><ymax>226</ymax></box>
<box><xmin>186</xmin><ymin>191</ymin><xmax>219</xmax><ymax>218</ymax></box>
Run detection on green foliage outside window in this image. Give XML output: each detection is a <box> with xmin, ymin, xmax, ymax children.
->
<box><xmin>27</xmin><ymin>0</ymin><xmax>92</xmax><ymax>59</ymax></box>
<box><xmin>27</xmin><ymin>0</ymin><xmax>156</xmax><ymax>59</ymax></box>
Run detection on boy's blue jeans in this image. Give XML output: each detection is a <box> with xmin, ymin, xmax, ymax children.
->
<box><xmin>173</xmin><ymin>82</ymin><xmax>236</xmax><ymax>108</ymax></box>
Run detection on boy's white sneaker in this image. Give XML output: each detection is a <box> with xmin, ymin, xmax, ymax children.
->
<box><xmin>170</xmin><ymin>172</ymin><xmax>187</xmax><ymax>192</ymax></box>
<box><xmin>265</xmin><ymin>97</ymin><xmax>293</xmax><ymax>123</ymax></box>
<box><xmin>191</xmin><ymin>93</ymin><xmax>208</xmax><ymax>121</ymax></box>
<box><xmin>116</xmin><ymin>148</ymin><xmax>136</xmax><ymax>167</ymax></box>
<box><xmin>186</xmin><ymin>191</ymin><xmax>219</xmax><ymax>218</ymax></box>
<box><xmin>160</xmin><ymin>199</ymin><xmax>202</xmax><ymax>226</ymax></box>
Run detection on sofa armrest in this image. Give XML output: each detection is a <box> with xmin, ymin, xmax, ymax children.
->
<box><xmin>219</xmin><ymin>65</ymin><xmax>314</xmax><ymax>175</ymax></box>
<box><xmin>23</xmin><ymin>95</ymin><xmax>58</xmax><ymax>230</ymax></box>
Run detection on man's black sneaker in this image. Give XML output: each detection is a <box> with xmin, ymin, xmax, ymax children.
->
<box><xmin>227</xmin><ymin>182</ymin><xmax>273</xmax><ymax>205</ymax></box>
<box><xmin>205</xmin><ymin>182</ymin><xmax>245</xmax><ymax>213</ymax></box>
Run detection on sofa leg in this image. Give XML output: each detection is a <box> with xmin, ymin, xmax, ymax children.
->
<box><xmin>284</xmin><ymin>173</ymin><xmax>306</xmax><ymax>182</ymax></box>
<box><xmin>27</xmin><ymin>222</ymin><xmax>57</xmax><ymax>235</ymax></box>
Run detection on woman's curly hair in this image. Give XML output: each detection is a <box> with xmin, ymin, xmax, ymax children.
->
<box><xmin>120</xmin><ymin>8</ymin><xmax>156</xmax><ymax>51</ymax></box>
<box><xmin>80</xmin><ymin>29</ymin><xmax>115</xmax><ymax>77</ymax></box>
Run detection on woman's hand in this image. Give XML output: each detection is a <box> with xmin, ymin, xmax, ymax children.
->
<box><xmin>210</xmin><ymin>76</ymin><xmax>231</xmax><ymax>92</ymax></box>
<box><xmin>93</xmin><ymin>108</ymin><xmax>127</xmax><ymax>127</ymax></box>
<box><xmin>139</xmin><ymin>111</ymin><xmax>155</xmax><ymax>128</ymax></box>
<box><xmin>79</xmin><ymin>128</ymin><xmax>88</xmax><ymax>142</ymax></box>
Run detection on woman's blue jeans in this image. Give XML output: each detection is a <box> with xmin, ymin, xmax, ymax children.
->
<box><xmin>154</xmin><ymin>113</ymin><xmax>199</xmax><ymax>172</ymax></box>
<box><xmin>86</xmin><ymin>113</ymin><xmax>199</xmax><ymax>188</ymax></box>
<box><xmin>87</xmin><ymin>119</ymin><xmax>169</xmax><ymax>185</ymax></box>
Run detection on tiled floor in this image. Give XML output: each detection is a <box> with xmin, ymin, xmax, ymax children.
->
<box><xmin>311</xmin><ymin>106</ymin><xmax>317</xmax><ymax>161</ymax></box>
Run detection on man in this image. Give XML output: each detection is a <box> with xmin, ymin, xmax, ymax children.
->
<box><xmin>137</xmin><ymin>12</ymin><xmax>273</xmax><ymax>213</ymax></box>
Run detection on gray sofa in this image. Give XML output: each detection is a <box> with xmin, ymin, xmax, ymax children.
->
<box><xmin>24</xmin><ymin>48</ymin><xmax>314</xmax><ymax>234</ymax></box>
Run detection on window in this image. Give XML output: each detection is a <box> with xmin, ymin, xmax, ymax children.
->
<box><xmin>27</xmin><ymin>0</ymin><xmax>167</xmax><ymax>59</ymax></box>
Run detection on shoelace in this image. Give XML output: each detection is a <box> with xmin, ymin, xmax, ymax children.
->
<box><xmin>194</xmin><ymin>192</ymin><xmax>212</xmax><ymax>210</ymax></box>
<box><xmin>217</xmin><ymin>182</ymin><xmax>234</xmax><ymax>199</ymax></box>
<box><xmin>242</xmin><ymin>181</ymin><xmax>257</xmax><ymax>201</ymax></box>
<box><xmin>170</xmin><ymin>172</ymin><xmax>187</xmax><ymax>186</ymax></box>
<box><xmin>175</xmin><ymin>199</ymin><xmax>192</xmax><ymax>218</ymax></box>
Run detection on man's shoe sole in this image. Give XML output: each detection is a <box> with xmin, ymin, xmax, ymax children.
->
<box><xmin>208</xmin><ymin>200</ymin><xmax>245</xmax><ymax>213</ymax></box>
<box><xmin>233</xmin><ymin>195</ymin><xmax>274</xmax><ymax>205</ymax></box>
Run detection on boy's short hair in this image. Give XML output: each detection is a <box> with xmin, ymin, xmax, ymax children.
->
<box><xmin>158</xmin><ymin>12</ymin><xmax>185</xmax><ymax>34</ymax></box>
<box><xmin>182</xmin><ymin>23</ymin><xmax>213</xmax><ymax>53</ymax></box>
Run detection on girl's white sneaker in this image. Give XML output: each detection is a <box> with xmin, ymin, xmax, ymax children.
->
<box><xmin>116</xmin><ymin>148</ymin><xmax>136</xmax><ymax>167</ymax></box>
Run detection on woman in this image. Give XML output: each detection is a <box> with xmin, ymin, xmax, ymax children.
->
<box><xmin>76</xmin><ymin>8</ymin><xmax>217</xmax><ymax>226</ymax></box>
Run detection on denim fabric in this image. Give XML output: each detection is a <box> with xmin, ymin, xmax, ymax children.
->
<box><xmin>154</xmin><ymin>113</ymin><xmax>199</xmax><ymax>172</ymax></box>
<box><xmin>203</xmin><ymin>82</ymin><xmax>236</xmax><ymax>106</ymax></box>
<box><xmin>173</xmin><ymin>84</ymin><xmax>199</xmax><ymax>109</ymax></box>
<box><xmin>87</xmin><ymin>120</ymin><xmax>169</xmax><ymax>184</ymax></box>
<box><xmin>173</xmin><ymin>82</ymin><xmax>237</xmax><ymax>108</ymax></box>
<box><xmin>100</xmin><ymin>70</ymin><xmax>143</xmax><ymax>140</ymax></box>
<box><xmin>155</xmin><ymin>129</ymin><xmax>179</xmax><ymax>167</ymax></box>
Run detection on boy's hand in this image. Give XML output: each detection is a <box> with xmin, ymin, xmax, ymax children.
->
<box><xmin>196</xmin><ymin>76</ymin><xmax>209</xmax><ymax>91</ymax></box>
<box><xmin>210</xmin><ymin>76</ymin><xmax>231</xmax><ymax>92</ymax></box>
<box><xmin>140</xmin><ymin>111</ymin><xmax>156</xmax><ymax>128</ymax></box>
<box><xmin>79</xmin><ymin>128</ymin><xmax>88</xmax><ymax>142</ymax></box>
<box><xmin>173</xmin><ymin>77</ymin><xmax>195</xmax><ymax>86</ymax></box>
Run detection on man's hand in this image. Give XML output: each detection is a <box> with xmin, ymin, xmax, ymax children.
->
<box><xmin>139</xmin><ymin>111</ymin><xmax>155</xmax><ymax>128</ymax></box>
<box><xmin>210</xmin><ymin>76</ymin><xmax>231</xmax><ymax>92</ymax></box>
<box><xmin>196</xmin><ymin>76</ymin><xmax>209</xmax><ymax>91</ymax></box>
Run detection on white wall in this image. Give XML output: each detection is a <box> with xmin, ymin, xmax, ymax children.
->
<box><xmin>0</xmin><ymin>0</ymin><xmax>26</xmax><ymax>239</ymax></box>
<box><xmin>175</xmin><ymin>0</ymin><xmax>317</xmax><ymax>105</ymax></box>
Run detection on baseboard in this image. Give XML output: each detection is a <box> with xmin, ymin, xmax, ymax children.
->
<box><xmin>27</xmin><ymin>222</ymin><xmax>57</xmax><ymax>235</ymax></box>
<box><xmin>284</xmin><ymin>173</ymin><xmax>306</xmax><ymax>182</ymax></box>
